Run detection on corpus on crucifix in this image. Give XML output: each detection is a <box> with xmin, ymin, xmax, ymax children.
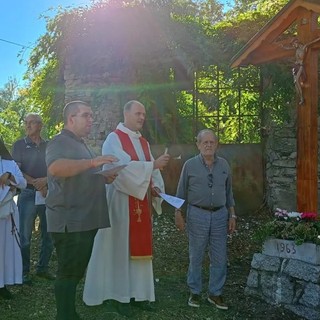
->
<box><xmin>282</xmin><ymin>37</ymin><xmax>320</xmax><ymax>105</ymax></box>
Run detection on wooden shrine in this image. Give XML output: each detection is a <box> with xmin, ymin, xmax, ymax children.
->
<box><xmin>231</xmin><ymin>0</ymin><xmax>320</xmax><ymax>213</ymax></box>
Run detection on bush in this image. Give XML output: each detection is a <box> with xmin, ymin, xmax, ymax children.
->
<box><xmin>254</xmin><ymin>208</ymin><xmax>320</xmax><ymax>245</ymax></box>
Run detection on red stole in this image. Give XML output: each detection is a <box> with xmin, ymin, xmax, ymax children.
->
<box><xmin>114</xmin><ymin>129</ymin><xmax>153</xmax><ymax>259</ymax></box>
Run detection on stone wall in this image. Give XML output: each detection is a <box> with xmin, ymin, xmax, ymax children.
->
<box><xmin>64</xmin><ymin>66</ymin><xmax>123</xmax><ymax>149</ymax></box>
<box><xmin>265</xmin><ymin>112</ymin><xmax>320</xmax><ymax>212</ymax></box>
<box><xmin>245</xmin><ymin>239</ymin><xmax>320</xmax><ymax>320</ymax></box>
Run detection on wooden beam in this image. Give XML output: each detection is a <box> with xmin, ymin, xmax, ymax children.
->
<box><xmin>240</xmin><ymin>43</ymin><xmax>293</xmax><ymax>65</ymax></box>
<box><xmin>296</xmin><ymin>10</ymin><xmax>319</xmax><ymax>213</ymax></box>
<box><xmin>239</xmin><ymin>35</ymin><xmax>320</xmax><ymax>66</ymax></box>
<box><xmin>263</xmin><ymin>8</ymin><xmax>300</xmax><ymax>43</ymax></box>
<box><xmin>231</xmin><ymin>10</ymin><xmax>295</xmax><ymax>67</ymax></box>
<box><xmin>231</xmin><ymin>1</ymin><xmax>320</xmax><ymax>68</ymax></box>
<box><xmin>299</xmin><ymin>0</ymin><xmax>320</xmax><ymax>14</ymax></box>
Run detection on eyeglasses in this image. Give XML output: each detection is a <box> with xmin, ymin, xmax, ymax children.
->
<box><xmin>208</xmin><ymin>173</ymin><xmax>213</xmax><ymax>188</ymax></box>
<box><xmin>72</xmin><ymin>113</ymin><xmax>93</xmax><ymax>119</ymax></box>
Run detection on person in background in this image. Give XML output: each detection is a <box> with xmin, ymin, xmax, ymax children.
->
<box><xmin>83</xmin><ymin>100</ymin><xmax>170</xmax><ymax>317</ymax></box>
<box><xmin>175</xmin><ymin>129</ymin><xmax>236</xmax><ymax>310</ymax></box>
<box><xmin>12</xmin><ymin>113</ymin><xmax>54</xmax><ymax>285</ymax></box>
<box><xmin>46</xmin><ymin>100</ymin><xmax>118</xmax><ymax>320</ymax></box>
<box><xmin>0</xmin><ymin>140</ymin><xmax>26</xmax><ymax>299</ymax></box>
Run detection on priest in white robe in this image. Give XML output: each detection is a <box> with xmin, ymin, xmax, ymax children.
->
<box><xmin>0</xmin><ymin>142</ymin><xmax>27</xmax><ymax>299</ymax></box>
<box><xmin>83</xmin><ymin>101</ymin><xmax>170</xmax><ymax>316</ymax></box>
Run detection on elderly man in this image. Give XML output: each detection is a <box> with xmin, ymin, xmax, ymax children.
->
<box><xmin>175</xmin><ymin>129</ymin><xmax>236</xmax><ymax>310</ymax></box>
<box><xmin>46</xmin><ymin>101</ymin><xmax>118</xmax><ymax>320</ymax></box>
<box><xmin>12</xmin><ymin>113</ymin><xmax>54</xmax><ymax>284</ymax></box>
<box><xmin>84</xmin><ymin>100</ymin><xmax>170</xmax><ymax>317</ymax></box>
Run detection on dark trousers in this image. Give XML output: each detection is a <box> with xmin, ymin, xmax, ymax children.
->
<box><xmin>51</xmin><ymin>229</ymin><xmax>97</xmax><ymax>320</ymax></box>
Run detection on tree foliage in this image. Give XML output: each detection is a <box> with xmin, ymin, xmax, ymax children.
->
<box><xmin>214</xmin><ymin>0</ymin><xmax>295</xmax><ymax>132</ymax></box>
<box><xmin>25</xmin><ymin>0</ymin><xmax>227</xmax><ymax>142</ymax></box>
<box><xmin>20</xmin><ymin>0</ymin><xmax>298</xmax><ymax>144</ymax></box>
<box><xmin>0</xmin><ymin>79</ymin><xmax>32</xmax><ymax>146</ymax></box>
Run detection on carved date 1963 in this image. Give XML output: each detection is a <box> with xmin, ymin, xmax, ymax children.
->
<box><xmin>276</xmin><ymin>241</ymin><xmax>297</xmax><ymax>255</ymax></box>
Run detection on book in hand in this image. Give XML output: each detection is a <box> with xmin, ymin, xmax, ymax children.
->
<box><xmin>94</xmin><ymin>164</ymin><xmax>127</xmax><ymax>177</ymax></box>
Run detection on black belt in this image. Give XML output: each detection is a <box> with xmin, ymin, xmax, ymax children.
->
<box><xmin>191</xmin><ymin>204</ymin><xmax>224</xmax><ymax>212</ymax></box>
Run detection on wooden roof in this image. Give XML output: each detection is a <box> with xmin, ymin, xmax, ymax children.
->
<box><xmin>231</xmin><ymin>0</ymin><xmax>320</xmax><ymax>67</ymax></box>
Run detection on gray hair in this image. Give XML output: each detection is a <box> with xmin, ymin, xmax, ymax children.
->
<box><xmin>25</xmin><ymin>113</ymin><xmax>43</xmax><ymax>124</ymax></box>
<box><xmin>196</xmin><ymin>129</ymin><xmax>218</xmax><ymax>143</ymax></box>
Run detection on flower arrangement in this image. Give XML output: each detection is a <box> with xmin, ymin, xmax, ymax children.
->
<box><xmin>255</xmin><ymin>208</ymin><xmax>320</xmax><ymax>245</ymax></box>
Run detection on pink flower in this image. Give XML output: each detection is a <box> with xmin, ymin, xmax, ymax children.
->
<box><xmin>274</xmin><ymin>208</ymin><xmax>289</xmax><ymax>219</ymax></box>
<box><xmin>301</xmin><ymin>212</ymin><xmax>318</xmax><ymax>221</ymax></box>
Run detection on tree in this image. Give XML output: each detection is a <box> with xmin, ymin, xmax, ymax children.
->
<box><xmin>25</xmin><ymin>0</ymin><xmax>225</xmax><ymax>142</ymax></box>
<box><xmin>24</xmin><ymin>0</ymin><xmax>296</xmax><ymax>144</ymax></box>
<box><xmin>213</xmin><ymin>0</ymin><xmax>295</xmax><ymax>126</ymax></box>
<box><xmin>0</xmin><ymin>79</ymin><xmax>34</xmax><ymax>146</ymax></box>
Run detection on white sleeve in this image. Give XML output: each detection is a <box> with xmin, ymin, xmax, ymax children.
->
<box><xmin>102</xmin><ymin>133</ymin><xmax>153</xmax><ymax>200</ymax></box>
<box><xmin>11</xmin><ymin>160</ymin><xmax>27</xmax><ymax>189</ymax></box>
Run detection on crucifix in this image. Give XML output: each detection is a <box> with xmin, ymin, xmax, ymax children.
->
<box><xmin>279</xmin><ymin>14</ymin><xmax>320</xmax><ymax>213</ymax></box>
<box><xmin>294</xmin><ymin>13</ymin><xmax>319</xmax><ymax>213</ymax></box>
<box><xmin>134</xmin><ymin>200</ymin><xmax>142</xmax><ymax>222</ymax></box>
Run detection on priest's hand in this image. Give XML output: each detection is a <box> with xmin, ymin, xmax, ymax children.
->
<box><xmin>151</xmin><ymin>186</ymin><xmax>161</xmax><ymax>197</ymax></box>
<box><xmin>153</xmin><ymin>154</ymin><xmax>170</xmax><ymax>170</ymax></box>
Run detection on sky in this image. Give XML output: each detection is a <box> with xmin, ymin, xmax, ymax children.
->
<box><xmin>0</xmin><ymin>0</ymin><xmax>232</xmax><ymax>89</ymax></box>
<box><xmin>0</xmin><ymin>0</ymin><xmax>92</xmax><ymax>88</ymax></box>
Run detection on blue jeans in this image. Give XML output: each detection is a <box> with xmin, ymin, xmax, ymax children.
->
<box><xmin>18</xmin><ymin>188</ymin><xmax>54</xmax><ymax>274</ymax></box>
<box><xmin>186</xmin><ymin>206</ymin><xmax>228</xmax><ymax>296</ymax></box>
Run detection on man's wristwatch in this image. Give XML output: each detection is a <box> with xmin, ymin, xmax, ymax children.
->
<box><xmin>230</xmin><ymin>214</ymin><xmax>237</xmax><ymax>219</ymax></box>
<box><xmin>6</xmin><ymin>172</ymin><xmax>12</xmax><ymax>179</ymax></box>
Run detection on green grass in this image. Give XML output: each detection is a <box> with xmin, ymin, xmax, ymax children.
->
<box><xmin>0</xmin><ymin>210</ymin><xmax>304</xmax><ymax>319</ymax></box>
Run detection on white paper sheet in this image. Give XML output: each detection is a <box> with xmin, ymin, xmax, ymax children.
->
<box><xmin>158</xmin><ymin>192</ymin><xmax>185</xmax><ymax>209</ymax></box>
<box><xmin>35</xmin><ymin>191</ymin><xmax>46</xmax><ymax>205</ymax></box>
<box><xmin>94</xmin><ymin>164</ymin><xmax>127</xmax><ymax>177</ymax></box>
